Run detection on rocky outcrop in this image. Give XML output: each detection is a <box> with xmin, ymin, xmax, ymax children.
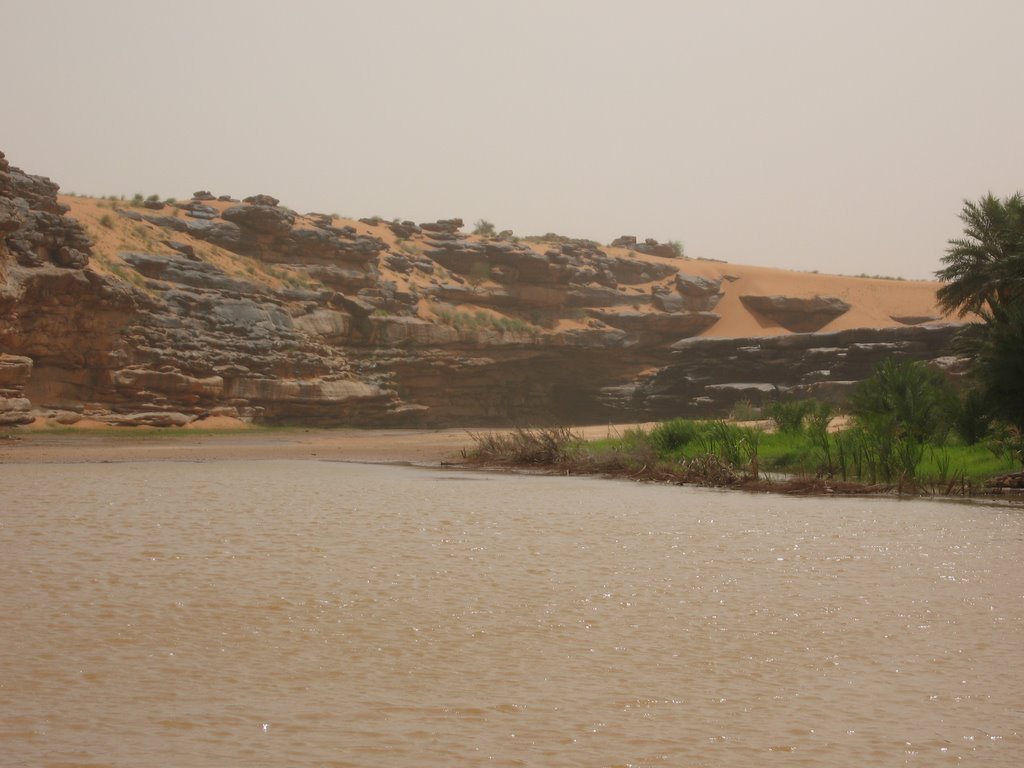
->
<box><xmin>610</xmin><ymin>235</ymin><xmax>682</xmax><ymax>258</ymax></box>
<box><xmin>1</xmin><ymin>153</ymin><xmax>149</xmax><ymax>420</ymax></box>
<box><xmin>419</xmin><ymin>218</ymin><xmax>463</xmax><ymax>234</ymax></box>
<box><xmin>1</xmin><ymin>151</ymin><xmax>92</xmax><ymax>269</ymax></box>
<box><xmin>588</xmin><ymin>310</ymin><xmax>720</xmax><ymax>341</ymax></box>
<box><xmin>389</xmin><ymin>220</ymin><xmax>421</xmax><ymax>239</ymax></box>
<box><xmin>615</xmin><ymin>324</ymin><xmax>962</xmax><ymax>418</ymax></box>
<box><xmin>0</xmin><ymin>353</ymin><xmax>34</xmax><ymax>425</ymax></box>
<box><xmin>221</xmin><ymin>203</ymin><xmax>295</xmax><ymax>235</ymax></box>
<box><xmin>0</xmin><ymin>150</ymin><xmax>959</xmax><ymax>428</ymax></box>
<box><xmin>891</xmin><ymin>314</ymin><xmax>940</xmax><ymax>325</ymax></box>
<box><xmin>653</xmin><ymin>273</ymin><xmax>724</xmax><ymax>312</ymax></box>
<box><xmin>739</xmin><ymin>294</ymin><xmax>851</xmax><ymax>332</ymax></box>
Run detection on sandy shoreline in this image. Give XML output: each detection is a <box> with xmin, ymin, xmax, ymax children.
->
<box><xmin>0</xmin><ymin>424</ymin><xmax>650</xmax><ymax>466</ymax></box>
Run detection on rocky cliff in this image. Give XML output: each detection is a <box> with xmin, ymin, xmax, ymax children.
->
<box><xmin>0</xmin><ymin>151</ymin><xmax>962</xmax><ymax>427</ymax></box>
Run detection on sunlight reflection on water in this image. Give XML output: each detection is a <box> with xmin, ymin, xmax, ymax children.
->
<box><xmin>0</xmin><ymin>460</ymin><xmax>1021</xmax><ymax>767</ymax></box>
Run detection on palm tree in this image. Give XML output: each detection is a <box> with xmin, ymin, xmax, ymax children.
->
<box><xmin>935</xmin><ymin>192</ymin><xmax>1024</xmax><ymax>318</ymax></box>
<box><xmin>936</xmin><ymin>193</ymin><xmax>1024</xmax><ymax>447</ymax></box>
<box><xmin>975</xmin><ymin>301</ymin><xmax>1024</xmax><ymax>435</ymax></box>
<box><xmin>849</xmin><ymin>357</ymin><xmax>952</xmax><ymax>444</ymax></box>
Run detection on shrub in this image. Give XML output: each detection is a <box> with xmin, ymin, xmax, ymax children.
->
<box><xmin>850</xmin><ymin>358</ymin><xmax>953</xmax><ymax>444</ymax></box>
<box><xmin>948</xmin><ymin>388</ymin><xmax>991</xmax><ymax>445</ymax></box>
<box><xmin>806</xmin><ymin>400</ymin><xmax>833</xmax><ymax>435</ymax></box>
<box><xmin>845</xmin><ymin>359</ymin><xmax>957</xmax><ymax>482</ymax></box>
<box><xmin>99</xmin><ymin>214</ymin><xmax>115</xmax><ymax>229</ymax></box>
<box><xmin>730</xmin><ymin>398</ymin><xmax>761</xmax><ymax>421</ymax></box>
<box><xmin>806</xmin><ymin>400</ymin><xmax>834</xmax><ymax>471</ymax></box>
<box><xmin>767</xmin><ymin>399</ymin><xmax>813</xmax><ymax>433</ymax></box>
<box><xmin>466</xmin><ymin>427</ymin><xmax>581</xmax><ymax>465</ymax></box>
<box><xmin>649</xmin><ymin>418</ymin><xmax>700</xmax><ymax>453</ymax></box>
<box><xmin>473</xmin><ymin>219</ymin><xmax>496</xmax><ymax>237</ymax></box>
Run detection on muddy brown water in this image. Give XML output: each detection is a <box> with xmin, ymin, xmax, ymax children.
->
<box><xmin>1</xmin><ymin>460</ymin><xmax>1020</xmax><ymax>767</ymax></box>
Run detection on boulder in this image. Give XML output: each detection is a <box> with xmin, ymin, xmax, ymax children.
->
<box><xmin>389</xmin><ymin>220</ymin><xmax>421</xmax><ymax>239</ymax></box>
<box><xmin>384</xmin><ymin>253</ymin><xmax>413</xmax><ymax>273</ymax></box>
<box><xmin>243</xmin><ymin>194</ymin><xmax>280</xmax><ymax>207</ymax></box>
<box><xmin>588</xmin><ymin>309</ymin><xmax>720</xmax><ymax>339</ymax></box>
<box><xmin>631</xmin><ymin>238</ymin><xmax>682</xmax><ymax>258</ymax></box>
<box><xmin>276</xmin><ymin>226</ymin><xmax>385</xmax><ymax>264</ymax></box>
<box><xmin>627</xmin><ymin>259</ymin><xmax>679</xmax><ymax>285</ymax></box>
<box><xmin>182</xmin><ymin>218</ymin><xmax>243</xmax><ymax>249</ymax></box>
<box><xmin>673</xmin><ymin>273</ymin><xmax>724</xmax><ymax>311</ymax></box>
<box><xmin>162</xmin><ymin>240</ymin><xmax>197</xmax><ymax>260</ymax></box>
<box><xmin>221</xmin><ymin>204</ymin><xmax>295</xmax><ymax>236</ymax></box>
<box><xmin>0</xmin><ymin>396</ymin><xmax>34</xmax><ymax>426</ymax></box>
<box><xmin>0</xmin><ymin>354</ymin><xmax>33</xmax><ymax>387</ymax></box>
<box><xmin>120</xmin><ymin>252</ymin><xmax>264</xmax><ymax>294</ymax></box>
<box><xmin>739</xmin><ymin>294</ymin><xmax>851</xmax><ymax>332</ymax></box>
<box><xmin>103</xmin><ymin>411</ymin><xmax>195</xmax><ymax>427</ymax></box>
<box><xmin>891</xmin><ymin>315</ymin><xmax>940</xmax><ymax>326</ymax></box>
<box><xmin>180</xmin><ymin>201</ymin><xmax>219</xmax><ymax>218</ymax></box>
<box><xmin>116</xmin><ymin>208</ymin><xmax>144</xmax><ymax>222</ymax></box>
<box><xmin>51</xmin><ymin>410</ymin><xmax>83</xmax><ymax>425</ymax></box>
<box><xmin>54</xmin><ymin>246</ymin><xmax>89</xmax><ymax>268</ymax></box>
<box><xmin>419</xmin><ymin>218</ymin><xmax>464</xmax><ymax>234</ymax></box>
<box><xmin>651</xmin><ymin>291</ymin><xmax>687</xmax><ymax>313</ymax></box>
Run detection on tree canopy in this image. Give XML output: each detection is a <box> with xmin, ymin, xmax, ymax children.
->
<box><xmin>935</xmin><ymin>192</ymin><xmax>1024</xmax><ymax>444</ymax></box>
<box><xmin>936</xmin><ymin>192</ymin><xmax>1024</xmax><ymax>318</ymax></box>
<box><xmin>974</xmin><ymin>301</ymin><xmax>1024</xmax><ymax>432</ymax></box>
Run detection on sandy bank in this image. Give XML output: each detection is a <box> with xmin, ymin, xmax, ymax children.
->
<box><xmin>0</xmin><ymin>423</ymin><xmax>652</xmax><ymax>466</ymax></box>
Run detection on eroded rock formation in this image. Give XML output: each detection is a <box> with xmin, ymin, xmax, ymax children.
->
<box><xmin>0</xmin><ymin>353</ymin><xmax>34</xmax><ymax>425</ymax></box>
<box><xmin>0</xmin><ymin>150</ymin><xmax>960</xmax><ymax>427</ymax></box>
<box><xmin>618</xmin><ymin>325</ymin><xmax>962</xmax><ymax>418</ymax></box>
<box><xmin>740</xmin><ymin>294</ymin><xmax>851</xmax><ymax>332</ymax></box>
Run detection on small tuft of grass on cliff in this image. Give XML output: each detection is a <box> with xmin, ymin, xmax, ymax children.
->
<box><xmin>435</xmin><ymin>308</ymin><xmax>534</xmax><ymax>334</ymax></box>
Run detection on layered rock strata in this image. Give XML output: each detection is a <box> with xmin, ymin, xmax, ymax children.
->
<box><xmin>0</xmin><ymin>150</ymin><xmax>959</xmax><ymax>427</ymax></box>
<box><xmin>614</xmin><ymin>324</ymin><xmax>963</xmax><ymax>419</ymax></box>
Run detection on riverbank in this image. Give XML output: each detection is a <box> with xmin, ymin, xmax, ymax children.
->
<box><xmin>460</xmin><ymin>425</ymin><xmax>1024</xmax><ymax>500</ymax></box>
<box><xmin>4</xmin><ymin>421</ymin><xmax>1020</xmax><ymax>500</ymax></box>
<box><xmin>0</xmin><ymin>422</ymin><xmax>654</xmax><ymax>466</ymax></box>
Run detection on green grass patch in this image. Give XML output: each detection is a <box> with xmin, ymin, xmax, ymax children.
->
<box><xmin>465</xmin><ymin>416</ymin><xmax>1020</xmax><ymax>496</ymax></box>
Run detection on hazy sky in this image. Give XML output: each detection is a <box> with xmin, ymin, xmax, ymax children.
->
<box><xmin>5</xmin><ymin>1</ymin><xmax>1022</xmax><ymax>279</ymax></box>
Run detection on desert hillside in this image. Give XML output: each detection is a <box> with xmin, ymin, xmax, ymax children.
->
<box><xmin>63</xmin><ymin>192</ymin><xmax>949</xmax><ymax>339</ymax></box>
<box><xmin>1</xmin><ymin>150</ymin><xmax>960</xmax><ymax>428</ymax></box>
